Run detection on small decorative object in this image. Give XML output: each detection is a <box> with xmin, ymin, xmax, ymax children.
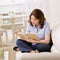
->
<box><xmin>3</xmin><ymin>19</ymin><xmax>9</xmax><ymax>25</ymax></box>
<box><xmin>9</xmin><ymin>11</ymin><xmax>15</xmax><ymax>17</ymax></box>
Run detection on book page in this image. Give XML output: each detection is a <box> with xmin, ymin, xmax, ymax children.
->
<box><xmin>18</xmin><ymin>33</ymin><xmax>40</xmax><ymax>41</ymax></box>
<box><xmin>26</xmin><ymin>34</ymin><xmax>39</xmax><ymax>41</ymax></box>
<box><xmin>18</xmin><ymin>33</ymin><xmax>26</xmax><ymax>40</ymax></box>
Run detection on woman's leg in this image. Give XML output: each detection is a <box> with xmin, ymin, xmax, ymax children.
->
<box><xmin>36</xmin><ymin>43</ymin><xmax>51</xmax><ymax>52</ymax></box>
<box><xmin>16</xmin><ymin>39</ymin><xmax>33</xmax><ymax>52</ymax></box>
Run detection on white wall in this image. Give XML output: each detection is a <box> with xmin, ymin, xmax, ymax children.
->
<box><xmin>49</xmin><ymin>0</ymin><xmax>60</xmax><ymax>29</ymax></box>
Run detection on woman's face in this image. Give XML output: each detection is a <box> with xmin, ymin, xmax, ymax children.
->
<box><xmin>30</xmin><ymin>15</ymin><xmax>40</xmax><ymax>26</ymax></box>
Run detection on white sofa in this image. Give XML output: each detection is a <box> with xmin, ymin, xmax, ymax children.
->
<box><xmin>16</xmin><ymin>24</ymin><xmax>60</xmax><ymax>60</ymax></box>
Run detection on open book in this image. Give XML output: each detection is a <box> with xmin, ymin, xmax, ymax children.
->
<box><xmin>18</xmin><ymin>33</ymin><xmax>40</xmax><ymax>41</ymax></box>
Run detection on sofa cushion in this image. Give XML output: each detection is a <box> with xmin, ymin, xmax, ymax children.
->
<box><xmin>52</xmin><ymin>24</ymin><xmax>60</xmax><ymax>51</ymax></box>
<box><xmin>51</xmin><ymin>45</ymin><xmax>59</xmax><ymax>53</ymax></box>
<box><xmin>16</xmin><ymin>52</ymin><xmax>60</xmax><ymax>60</ymax></box>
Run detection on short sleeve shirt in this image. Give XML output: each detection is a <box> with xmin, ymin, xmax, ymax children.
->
<box><xmin>26</xmin><ymin>21</ymin><xmax>51</xmax><ymax>40</ymax></box>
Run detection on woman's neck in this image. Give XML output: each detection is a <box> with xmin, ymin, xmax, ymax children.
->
<box><xmin>35</xmin><ymin>24</ymin><xmax>40</xmax><ymax>28</ymax></box>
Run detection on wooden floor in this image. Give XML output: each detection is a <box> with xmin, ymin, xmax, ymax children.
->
<box><xmin>0</xmin><ymin>45</ymin><xmax>16</xmax><ymax>60</ymax></box>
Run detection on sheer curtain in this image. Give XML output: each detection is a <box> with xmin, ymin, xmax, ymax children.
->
<box><xmin>0</xmin><ymin>0</ymin><xmax>13</xmax><ymax>5</ymax></box>
<box><xmin>0</xmin><ymin>0</ymin><xmax>25</xmax><ymax>5</ymax></box>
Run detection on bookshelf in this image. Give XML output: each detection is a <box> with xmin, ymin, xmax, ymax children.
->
<box><xmin>0</xmin><ymin>12</ymin><xmax>28</xmax><ymax>45</ymax></box>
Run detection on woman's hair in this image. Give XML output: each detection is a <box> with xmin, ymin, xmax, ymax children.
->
<box><xmin>29</xmin><ymin>9</ymin><xmax>45</xmax><ymax>28</ymax></box>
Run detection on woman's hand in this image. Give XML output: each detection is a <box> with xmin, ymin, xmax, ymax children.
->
<box><xmin>15</xmin><ymin>30</ymin><xmax>20</xmax><ymax>35</ymax></box>
<box><xmin>27</xmin><ymin>39</ymin><xmax>37</xmax><ymax>43</ymax></box>
<box><xmin>26</xmin><ymin>39</ymin><xmax>36</xmax><ymax>43</ymax></box>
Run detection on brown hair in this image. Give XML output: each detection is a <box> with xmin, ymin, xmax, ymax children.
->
<box><xmin>29</xmin><ymin>9</ymin><xmax>45</xmax><ymax>28</ymax></box>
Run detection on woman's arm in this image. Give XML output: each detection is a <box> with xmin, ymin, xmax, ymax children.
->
<box><xmin>36</xmin><ymin>34</ymin><xmax>50</xmax><ymax>44</ymax></box>
<box><xmin>25</xmin><ymin>34</ymin><xmax>50</xmax><ymax>44</ymax></box>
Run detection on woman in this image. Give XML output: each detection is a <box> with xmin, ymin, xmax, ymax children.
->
<box><xmin>14</xmin><ymin>9</ymin><xmax>51</xmax><ymax>53</ymax></box>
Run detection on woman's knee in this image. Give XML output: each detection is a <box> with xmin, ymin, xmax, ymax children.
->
<box><xmin>16</xmin><ymin>39</ymin><xmax>23</xmax><ymax>45</ymax></box>
<box><xmin>36</xmin><ymin>43</ymin><xmax>50</xmax><ymax>52</ymax></box>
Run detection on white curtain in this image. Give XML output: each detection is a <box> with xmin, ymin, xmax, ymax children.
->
<box><xmin>0</xmin><ymin>0</ymin><xmax>13</xmax><ymax>5</ymax></box>
<box><xmin>0</xmin><ymin>0</ymin><xmax>25</xmax><ymax>5</ymax></box>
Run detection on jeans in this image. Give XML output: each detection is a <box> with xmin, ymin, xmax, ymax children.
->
<box><xmin>16</xmin><ymin>39</ymin><xmax>51</xmax><ymax>52</ymax></box>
